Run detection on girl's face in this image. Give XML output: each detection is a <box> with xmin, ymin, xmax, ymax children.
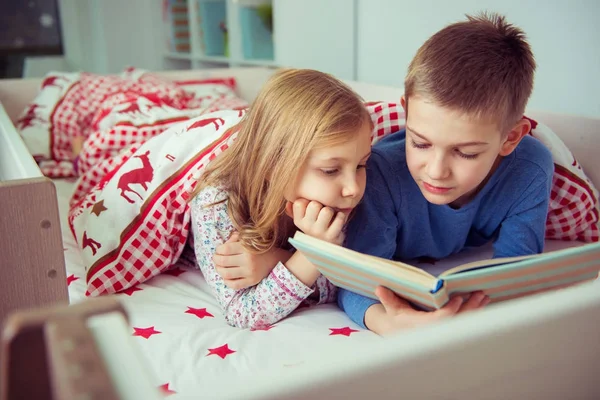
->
<box><xmin>286</xmin><ymin>121</ymin><xmax>372</xmax><ymax>215</ymax></box>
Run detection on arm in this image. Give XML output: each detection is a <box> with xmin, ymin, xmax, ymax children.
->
<box><xmin>493</xmin><ymin>169</ymin><xmax>553</xmax><ymax>258</ymax></box>
<box><xmin>190</xmin><ymin>187</ymin><xmax>317</xmax><ymax>329</ymax></box>
<box><xmin>337</xmin><ymin>152</ymin><xmax>400</xmax><ymax>328</ymax></box>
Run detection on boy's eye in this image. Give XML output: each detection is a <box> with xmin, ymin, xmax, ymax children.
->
<box><xmin>321</xmin><ymin>168</ymin><xmax>339</xmax><ymax>176</ymax></box>
<box><xmin>357</xmin><ymin>164</ymin><xmax>366</xmax><ymax>170</ymax></box>
<box><xmin>455</xmin><ymin>150</ymin><xmax>479</xmax><ymax>160</ymax></box>
<box><xmin>410</xmin><ymin>140</ymin><xmax>430</xmax><ymax>149</ymax></box>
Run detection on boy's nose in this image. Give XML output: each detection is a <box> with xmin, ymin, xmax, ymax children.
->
<box><xmin>427</xmin><ymin>154</ymin><xmax>450</xmax><ymax>180</ymax></box>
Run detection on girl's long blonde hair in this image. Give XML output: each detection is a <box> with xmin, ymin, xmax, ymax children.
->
<box><xmin>191</xmin><ymin>68</ymin><xmax>371</xmax><ymax>253</ymax></box>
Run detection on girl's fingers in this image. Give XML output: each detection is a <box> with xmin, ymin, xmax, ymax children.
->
<box><xmin>292</xmin><ymin>199</ymin><xmax>309</xmax><ymax>222</ymax></box>
<box><xmin>285</xmin><ymin>201</ymin><xmax>294</xmax><ymax>218</ymax></box>
<box><xmin>314</xmin><ymin>206</ymin><xmax>335</xmax><ymax>232</ymax></box>
<box><xmin>223</xmin><ymin>278</ymin><xmax>248</xmax><ymax>290</ymax></box>
<box><xmin>216</xmin><ymin>265</ymin><xmax>243</xmax><ymax>280</ymax></box>
<box><xmin>326</xmin><ymin>211</ymin><xmax>347</xmax><ymax>239</ymax></box>
<box><xmin>216</xmin><ymin>240</ymin><xmax>243</xmax><ymax>256</ymax></box>
<box><xmin>304</xmin><ymin>200</ymin><xmax>323</xmax><ymax>222</ymax></box>
<box><xmin>213</xmin><ymin>253</ymin><xmax>244</xmax><ymax>267</ymax></box>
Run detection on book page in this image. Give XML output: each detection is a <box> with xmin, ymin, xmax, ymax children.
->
<box><xmin>438</xmin><ymin>240</ymin><xmax>587</xmax><ymax>277</ymax></box>
<box><xmin>291</xmin><ymin>233</ymin><xmax>439</xmax><ymax>287</ymax></box>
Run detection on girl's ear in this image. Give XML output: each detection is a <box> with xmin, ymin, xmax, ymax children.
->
<box><xmin>400</xmin><ymin>95</ymin><xmax>407</xmax><ymax>113</ymax></box>
<box><xmin>499</xmin><ymin>117</ymin><xmax>531</xmax><ymax>156</ymax></box>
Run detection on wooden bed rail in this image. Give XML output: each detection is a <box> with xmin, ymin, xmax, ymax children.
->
<box><xmin>1</xmin><ymin>297</ymin><xmax>126</xmax><ymax>400</ymax></box>
<box><xmin>0</xmin><ymin>177</ymin><xmax>68</xmax><ymax>339</ymax></box>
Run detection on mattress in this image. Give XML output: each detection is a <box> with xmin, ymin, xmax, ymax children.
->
<box><xmin>54</xmin><ymin>178</ymin><xmax>383</xmax><ymax>397</ymax></box>
<box><xmin>55</xmin><ymin>175</ymin><xmax>593</xmax><ymax>397</ymax></box>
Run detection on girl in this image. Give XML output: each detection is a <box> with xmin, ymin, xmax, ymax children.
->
<box><xmin>189</xmin><ymin>69</ymin><xmax>373</xmax><ymax>329</ymax></box>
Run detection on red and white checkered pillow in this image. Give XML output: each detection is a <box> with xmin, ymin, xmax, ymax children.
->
<box><xmin>69</xmin><ymin>110</ymin><xmax>246</xmax><ymax>296</ymax></box>
<box><xmin>17</xmin><ymin>69</ymin><xmax>192</xmax><ymax>177</ymax></box>
<box><xmin>525</xmin><ymin>117</ymin><xmax>599</xmax><ymax>242</ymax></box>
<box><xmin>16</xmin><ymin>68</ymin><xmax>247</xmax><ymax>178</ymax></box>
<box><xmin>366</xmin><ymin>101</ymin><xmax>406</xmax><ymax>144</ymax></box>
<box><xmin>366</xmin><ymin>102</ymin><xmax>599</xmax><ymax>242</ymax></box>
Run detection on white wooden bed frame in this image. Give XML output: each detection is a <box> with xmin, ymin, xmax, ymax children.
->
<box><xmin>1</xmin><ymin>67</ymin><xmax>599</xmax><ymax>399</ymax></box>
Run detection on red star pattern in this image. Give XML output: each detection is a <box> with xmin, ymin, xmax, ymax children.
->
<box><xmin>67</xmin><ymin>274</ymin><xmax>79</xmax><ymax>286</ymax></box>
<box><xmin>132</xmin><ymin>326</ymin><xmax>162</xmax><ymax>339</ymax></box>
<box><xmin>185</xmin><ymin>307</ymin><xmax>214</xmax><ymax>319</ymax></box>
<box><xmin>163</xmin><ymin>267</ymin><xmax>186</xmax><ymax>277</ymax></box>
<box><xmin>159</xmin><ymin>383</ymin><xmax>176</xmax><ymax>396</ymax></box>
<box><xmin>250</xmin><ymin>325</ymin><xmax>273</xmax><ymax>331</ymax></box>
<box><xmin>207</xmin><ymin>344</ymin><xmax>235</xmax><ymax>359</ymax></box>
<box><xmin>121</xmin><ymin>286</ymin><xmax>143</xmax><ymax>296</ymax></box>
<box><xmin>329</xmin><ymin>327</ymin><xmax>359</xmax><ymax>337</ymax></box>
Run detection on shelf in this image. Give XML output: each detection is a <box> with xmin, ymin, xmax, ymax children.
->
<box><xmin>198</xmin><ymin>55</ymin><xmax>230</xmax><ymax>63</ymax></box>
<box><xmin>232</xmin><ymin>58</ymin><xmax>277</xmax><ymax>67</ymax></box>
<box><xmin>163</xmin><ymin>0</ymin><xmax>277</xmax><ymax>70</ymax></box>
<box><xmin>164</xmin><ymin>52</ymin><xmax>194</xmax><ymax>61</ymax></box>
<box><xmin>164</xmin><ymin>52</ymin><xmax>277</xmax><ymax>68</ymax></box>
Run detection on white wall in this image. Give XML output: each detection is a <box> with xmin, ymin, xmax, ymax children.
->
<box><xmin>56</xmin><ymin>0</ymin><xmax>165</xmax><ymax>74</ymax></box>
<box><xmin>357</xmin><ymin>0</ymin><xmax>600</xmax><ymax>117</ymax></box>
<box><xmin>273</xmin><ymin>0</ymin><xmax>356</xmax><ymax>80</ymax></box>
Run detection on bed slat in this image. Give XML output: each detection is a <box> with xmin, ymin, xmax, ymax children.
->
<box><xmin>0</xmin><ymin>177</ymin><xmax>68</xmax><ymax>329</ymax></box>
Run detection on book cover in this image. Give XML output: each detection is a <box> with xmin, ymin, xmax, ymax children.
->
<box><xmin>288</xmin><ymin>232</ymin><xmax>600</xmax><ymax>309</ymax></box>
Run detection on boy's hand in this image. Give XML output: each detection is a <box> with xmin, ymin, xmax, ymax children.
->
<box><xmin>288</xmin><ymin>199</ymin><xmax>347</xmax><ymax>245</ymax></box>
<box><xmin>366</xmin><ymin>286</ymin><xmax>490</xmax><ymax>336</ymax></box>
<box><xmin>214</xmin><ymin>233</ymin><xmax>292</xmax><ymax>290</ymax></box>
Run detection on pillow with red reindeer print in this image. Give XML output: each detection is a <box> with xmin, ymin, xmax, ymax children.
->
<box><xmin>17</xmin><ymin>69</ymin><xmax>193</xmax><ymax>178</ymax></box>
<box><xmin>68</xmin><ymin>109</ymin><xmax>246</xmax><ymax>297</ymax></box>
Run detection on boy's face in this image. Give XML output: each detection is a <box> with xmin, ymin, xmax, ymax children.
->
<box><xmin>402</xmin><ymin>95</ymin><xmax>526</xmax><ymax>208</ymax></box>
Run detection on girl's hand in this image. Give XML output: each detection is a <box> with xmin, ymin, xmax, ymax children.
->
<box><xmin>214</xmin><ymin>233</ymin><xmax>293</xmax><ymax>290</ymax></box>
<box><xmin>365</xmin><ymin>286</ymin><xmax>491</xmax><ymax>336</ymax></box>
<box><xmin>288</xmin><ymin>199</ymin><xmax>347</xmax><ymax>245</ymax></box>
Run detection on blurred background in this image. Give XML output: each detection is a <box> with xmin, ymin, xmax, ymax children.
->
<box><xmin>1</xmin><ymin>0</ymin><xmax>599</xmax><ymax>117</ymax></box>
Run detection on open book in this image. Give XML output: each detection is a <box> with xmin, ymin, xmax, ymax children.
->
<box><xmin>288</xmin><ymin>232</ymin><xmax>600</xmax><ymax>309</ymax></box>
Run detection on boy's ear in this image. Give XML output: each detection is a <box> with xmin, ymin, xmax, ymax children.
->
<box><xmin>499</xmin><ymin>118</ymin><xmax>531</xmax><ymax>156</ymax></box>
<box><xmin>400</xmin><ymin>95</ymin><xmax>407</xmax><ymax>113</ymax></box>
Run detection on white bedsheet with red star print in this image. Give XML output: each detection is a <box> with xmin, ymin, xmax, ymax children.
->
<box><xmin>55</xmin><ymin>179</ymin><xmax>382</xmax><ymax>398</ymax></box>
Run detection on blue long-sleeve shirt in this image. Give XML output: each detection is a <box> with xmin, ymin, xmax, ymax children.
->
<box><xmin>338</xmin><ymin>129</ymin><xmax>554</xmax><ymax>328</ymax></box>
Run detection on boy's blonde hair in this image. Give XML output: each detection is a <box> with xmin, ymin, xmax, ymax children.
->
<box><xmin>191</xmin><ymin>69</ymin><xmax>371</xmax><ymax>253</ymax></box>
<box><xmin>405</xmin><ymin>12</ymin><xmax>536</xmax><ymax>132</ymax></box>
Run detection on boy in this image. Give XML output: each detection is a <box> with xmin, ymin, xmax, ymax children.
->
<box><xmin>338</xmin><ymin>12</ymin><xmax>554</xmax><ymax>335</ymax></box>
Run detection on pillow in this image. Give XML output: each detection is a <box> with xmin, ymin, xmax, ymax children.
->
<box><xmin>365</xmin><ymin>102</ymin><xmax>599</xmax><ymax>243</ymax></box>
<box><xmin>525</xmin><ymin>117</ymin><xmax>599</xmax><ymax>242</ymax></box>
<box><xmin>69</xmin><ymin>110</ymin><xmax>246</xmax><ymax>296</ymax></box>
<box><xmin>365</xmin><ymin>101</ymin><xmax>406</xmax><ymax>144</ymax></box>
<box><xmin>174</xmin><ymin>77</ymin><xmax>249</xmax><ymax>113</ymax></box>
<box><xmin>17</xmin><ymin>68</ymin><xmax>199</xmax><ymax>178</ymax></box>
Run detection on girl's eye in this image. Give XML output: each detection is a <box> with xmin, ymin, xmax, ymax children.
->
<box><xmin>357</xmin><ymin>164</ymin><xmax>367</xmax><ymax>170</ymax></box>
<box><xmin>321</xmin><ymin>169</ymin><xmax>339</xmax><ymax>176</ymax></box>
<box><xmin>456</xmin><ymin>150</ymin><xmax>479</xmax><ymax>160</ymax></box>
<box><xmin>410</xmin><ymin>140</ymin><xmax>430</xmax><ymax>149</ymax></box>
